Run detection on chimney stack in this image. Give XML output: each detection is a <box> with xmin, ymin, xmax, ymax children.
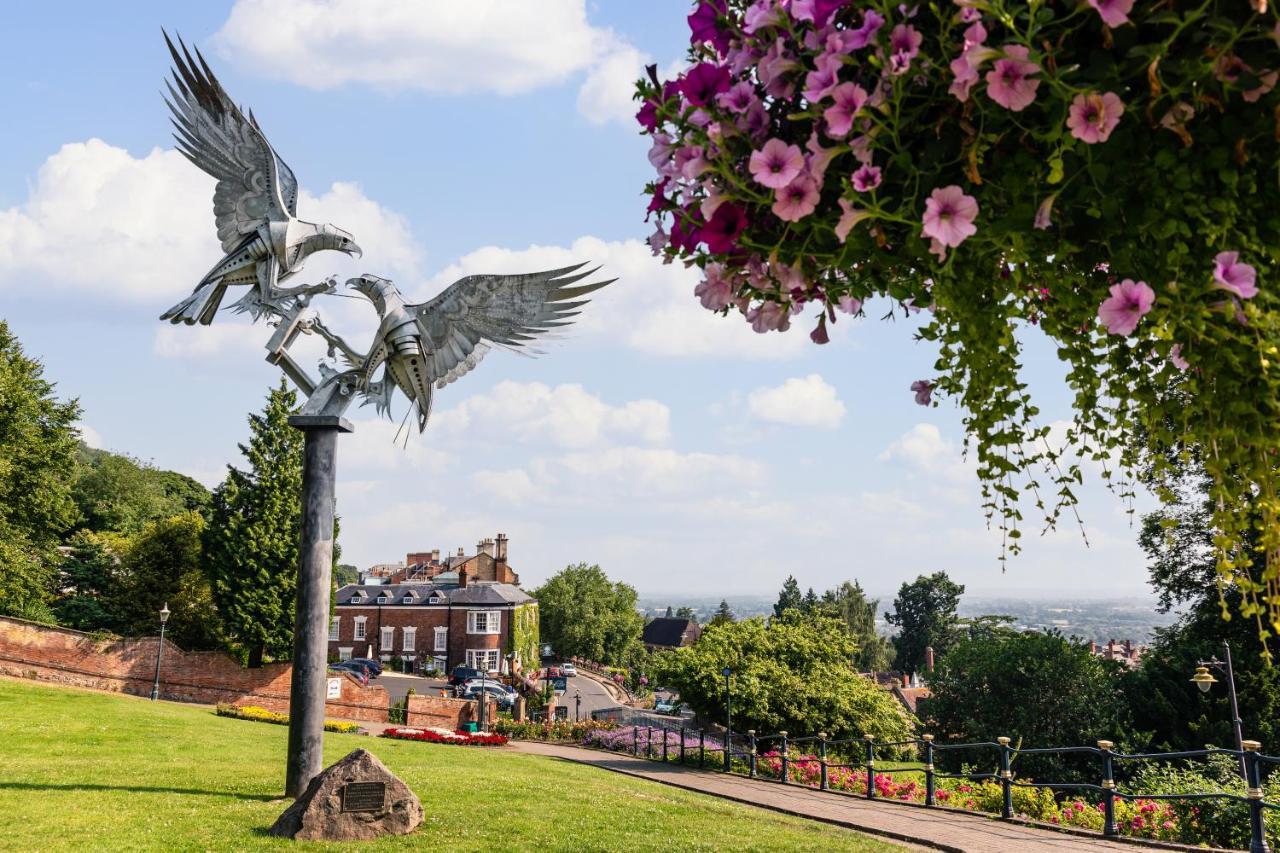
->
<box><xmin>431</xmin><ymin>549</ymin><xmax>440</xmax><ymax>562</ymax></box>
<box><xmin>457</xmin><ymin>547</ymin><xmax>464</xmax><ymax>557</ymax></box>
<box><xmin>495</xmin><ymin>533</ymin><xmax>508</xmax><ymax>562</ymax></box>
<box><xmin>458</xmin><ymin>567</ymin><xmax>468</xmax><ymax>588</ymax></box>
<box><xmin>925</xmin><ymin>646</ymin><xmax>935</xmax><ymax>672</ymax></box>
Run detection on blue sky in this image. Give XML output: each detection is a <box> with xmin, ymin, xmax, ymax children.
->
<box><xmin>0</xmin><ymin>0</ymin><xmax>1155</xmax><ymax>598</ymax></box>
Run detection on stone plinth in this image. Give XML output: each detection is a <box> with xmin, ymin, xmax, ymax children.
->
<box><xmin>269</xmin><ymin>749</ymin><xmax>422</xmax><ymax>841</ymax></box>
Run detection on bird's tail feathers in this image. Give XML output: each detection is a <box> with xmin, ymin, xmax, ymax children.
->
<box><xmin>160</xmin><ymin>278</ymin><xmax>225</xmax><ymax>325</ymax></box>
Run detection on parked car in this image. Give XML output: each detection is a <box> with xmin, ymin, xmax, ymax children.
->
<box><xmin>448</xmin><ymin>665</ymin><xmax>484</xmax><ymax>687</ymax></box>
<box><xmin>560</xmin><ymin>663</ymin><xmax>577</xmax><ymax>677</ymax></box>
<box><xmin>347</xmin><ymin>658</ymin><xmax>383</xmax><ymax>677</ymax></box>
<box><xmin>461</xmin><ymin>683</ymin><xmax>517</xmax><ymax>710</ymax></box>
<box><xmin>328</xmin><ymin>663</ymin><xmax>368</xmax><ymax>686</ymax></box>
<box><xmin>331</xmin><ymin>660</ymin><xmax>376</xmax><ymax>679</ymax></box>
<box><xmin>653</xmin><ymin>698</ymin><xmax>684</xmax><ymax>715</ymax></box>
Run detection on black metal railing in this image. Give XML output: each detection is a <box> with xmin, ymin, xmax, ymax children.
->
<box><xmin>598</xmin><ymin>724</ymin><xmax>1277</xmax><ymax>851</ymax></box>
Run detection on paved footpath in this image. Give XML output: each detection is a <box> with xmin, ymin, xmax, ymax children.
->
<box><xmin>510</xmin><ymin>741</ymin><xmax>1196</xmax><ymax>853</ymax></box>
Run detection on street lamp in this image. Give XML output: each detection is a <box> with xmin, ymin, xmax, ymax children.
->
<box><xmin>1190</xmin><ymin>640</ymin><xmax>1247</xmax><ymax>778</ymax></box>
<box><xmin>150</xmin><ymin>602</ymin><xmax>171</xmax><ymax>701</ymax></box>
<box><xmin>574</xmin><ymin>690</ymin><xmax>582</xmax><ymax>722</ymax></box>
<box><xmin>722</xmin><ymin>666</ymin><xmax>733</xmax><ymax>772</ymax></box>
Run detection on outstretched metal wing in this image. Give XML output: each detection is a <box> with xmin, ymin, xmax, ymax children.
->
<box><xmin>409</xmin><ymin>263</ymin><xmax>614</xmax><ymax>389</ymax></box>
<box><xmin>162</xmin><ymin>31</ymin><xmax>297</xmax><ymax>254</ymax></box>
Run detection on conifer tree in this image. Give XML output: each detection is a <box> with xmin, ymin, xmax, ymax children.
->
<box><xmin>0</xmin><ymin>321</ymin><xmax>81</xmax><ymax>621</ymax></box>
<box><xmin>204</xmin><ymin>381</ymin><xmax>308</xmax><ymax>667</ymax></box>
<box><xmin>773</xmin><ymin>575</ymin><xmax>803</xmax><ymax>618</ymax></box>
<box><xmin>709</xmin><ymin>599</ymin><xmax>735</xmax><ymax>627</ymax></box>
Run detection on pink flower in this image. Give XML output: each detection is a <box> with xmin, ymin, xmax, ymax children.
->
<box><xmin>647</xmin><ymin>226</ymin><xmax>668</xmax><ymax>255</ymax></box>
<box><xmin>810</xmin><ymin>316</ymin><xmax>830</xmax><ymax>344</ymax></box>
<box><xmin>759</xmin><ymin>39</ymin><xmax>799</xmax><ymax>98</ymax></box>
<box><xmin>922</xmin><ymin>185</ymin><xmax>979</xmax><ymax>249</ymax></box>
<box><xmin>888</xmin><ymin>24</ymin><xmax>923</xmax><ymax>75</ymax></box>
<box><xmin>1213</xmin><ymin>251</ymin><xmax>1258</xmax><ymax>299</ymax></box>
<box><xmin>835</xmin><ymin>198</ymin><xmax>871</xmax><ymax>243</ymax></box>
<box><xmin>852</xmin><ymin>164</ymin><xmax>882</xmax><ymax>192</ymax></box>
<box><xmin>1097</xmin><ymin>279</ymin><xmax>1155</xmax><ymax>336</ymax></box>
<box><xmin>747</xmin><ymin>300</ymin><xmax>791</xmax><ymax>333</ymax></box>
<box><xmin>1088</xmin><ymin>0</ymin><xmax>1134</xmax><ymax>27</ymax></box>
<box><xmin>837</xmin><ymin>295</ymin><xmax>862</xmax><ymax>314</ymax></box>
<box><xmin>949</xmin><ymin>21</ymin><xmax>991</xmax><ymax>102</ymax></box>
<box><xmin>1066</xmin><ymin>92</ymin><xmax>1124</xmax><ymax>143</ymax></box>
<box><xmin>773</xmin><ymin>174</ymin><xmax>821</xmax><ymax>221</ymax></box>
<box><xmin>845</xmin><ymin>10</ymin><xmax>886</xmax><ymax>49</ymax></box>
<box><xmin>911</xmin><ymin>380</ymin><xmax>933</xmax><ymax>405</ymax></box>
<box><xmin>805</xmin><ymin>132</ymin><xmax>839</xmax><ymax>182</ymax></box>
<box><xmin>803</xmin><ymin>52</ymin><xmax>843</xmax><ymax>102</ymax></box>
<box><xmin>695</xmin><ymin>263</ymin><xmax>735</xmax><ymax>310</ymax></box>
<box><xmin>699</xmin><ymin>203</ymin><xmax>749</xmax><ymax>254</ymax></box>
<box><xmin>823</xmin><ymin>82</ymin><xmax>869</xmax><ymax>137</ymax></box>
<box><xmin>744</xmin><ymin>0</ymin><xmax>784</xmax><ymax>33</ymax></box>
<box><xmin>985</xmin><ymin>46</ymin><xmax>1041</xmax><ymax>111</ymax></box>
<box><xmin>792</xmin><ymin>0</ymin><xmax>847</xmax><ymax>28</ymax></box>
<box><xmin>1033</xmin><ymin>194</ymin><xmax>1056</xmax><ymax>230</ymax></box>
<box><xmin>679</xmin><ymin>63</ymin><xmax>732</xmax><ymax>107</ymax></box>
<box><xmin>1244</xmin><ymin>70</ymin><xmax>1279</xmax><ymax>102</ymax></box>
<box><xmin>688</xmin><ymin>0</ymin><xmax>730</xmax><ymax>54</ymax></box>
<box><xmin>1170</xmin><ymin>343</ymin><xmax>1189</xmax><ymax>371</ymax></box>
<box><xmin>750</xmin><ymin>139</ymin><xmax>806</xmax><ymax>189</ymax></box>
<box><xmin>717</xmin><ymin>81</ymin><xmax>759</xmax><ymax>113</ymax></box>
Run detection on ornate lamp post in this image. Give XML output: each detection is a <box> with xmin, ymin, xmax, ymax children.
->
<box><xmin>1190</xmin><ymin>640</ymin><xmax>1247</xmax><ymax>778</ymax></box>
<box><xmin>574</xmin><ymin>690</ymin><xmax>582</xmax><ymax>722</ymax></box>
<box><xmin>149</xmin><ymin>602</ymin><xmax>170</xmax><ymax>701</ymax></box>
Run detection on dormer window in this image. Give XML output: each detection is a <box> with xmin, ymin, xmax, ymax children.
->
<box><xmin>350</xmin><ymin>592</ymin><xmax>364</xmax><ymax>604</ymax></box>
<box><xmin>403</xmin><ymin>591</ymin><xmax>417</xmax><ymax>604</ymax></box>
<box><xmin>376</xmin><ymin>592</ymin><xmax>390</xmax><ymax>604</ymax></box>
<box><xmin>428</xmin><ymin>592</ymin><xmax>443</xmax><ymax>604</ymax></box>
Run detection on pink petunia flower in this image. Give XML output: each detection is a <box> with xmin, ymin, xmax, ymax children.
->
<box><xmin>911</xmin><ymin>380</ymin><xmax>934</xmax><ymax>405</ymax></box>
<box><xmin>922</xmin><ymin>185</ymin><xmax>979</xmax><ymax>249</ymax></box>
<box><xmin>791</xmin><ymin>0</ymin><xmax>847</xmax><ymax>28</ymax></box>
<box><xmin>1097</xmin><ymin>279</ymin><xmax>1156</xmax><ymax>336</ymax></box>
<box><xmin>1170</xmin><ymin>344</ymin><xmax>1189</xmax><ymax>371</ymax></box>
<box><xmin>750</xmin><ymin>139</ymin><xmax>806</xmax><ymax>189</ymax></box>
<box><xmin>717</xmin><ymin>81</ymin><xmax>759</xmax><ymax>113</ymax></box>
<box><xmin>759</xmin><ymin>39</ymin><xmax>800</xmax><ymax>98</ymax></box>
<box><xmin>1066</xmin><ymin>92</ymin><xmax>1125</xmax><ymax>143</ymax></box>
<box><xmin>823</xmin><ymin>82</ymin><xmax>870</xmax><ymax>137</ymax></box>
<box><xmin>852</xmin><ymin>164</ymin><xmax>882</xmax><ymax>192</ymax></box>
<box><xmin>747</xmin><ymin>300</ymin><xmax>791</xmax><ymax>333</ymax></box>
<box><xmin>810</xmin><ymin>316</ymin><xmax>830</xmax><ymax>344</ymax></box>
<box><xmin>838</xmin><ymin>294</ymin><xmax>862</xmax><ymax>314</ymax></box>
<box><xmin>1213</xmin><ymin>251</ymin><xmax>1258</xmax><ymax>299</ymax></box>
<box><xmin>1244</xmin><ymin>70</ymin><xmax>1279</xmax><ymax>103</ymax></box>
<box><xmin>948</xmin><ymin>21</ymin><xmax>991</xmax><ymax>102</ymax></box>
<box><xmin>695</xmin><ymin>263</ymin><xmax>735</xmax><ymax>310</ymax></box>
<box><xmin>845</xmin><ymin>9</ymin><xmax>886</xmax><ymax>49</ymax></box>
<box><xmin>806</xmin><ymin>131</ymin><xmax>840</xmax><ymax>181</ymax></box>
<box><xmin>1034</xmin><ymin>194</ymin><xmax>1056</xmax><ymax>230</ymax></box>
<box><xmin>1088</xmin><ymin>0</ymin><xmax>1134</xmax><ymax>27</ymax></box>
<box><xmin>647</xmin><ymin>226</ymin><xmax>668</xmax><ymax>255</ymax></box>
<box><xmin>744</xmin><ymin>0</ymin><xmax>784</xmax><ymax>34</ymax></box>
<box><xmin>985</xmin><ymin>46</ymin><xmax>1041</xmax><ymax>111</ymax></box>
<box><xmin>835</xmin><ymin>198</ymin><xmax>871</xmax><ymax>243</ymax></box>
<box><xmin>803</xmin><ymin>52</ymin><xmax>844</xmax><ymax>102</ymax></box>
<box><xmin>888</xmin><ymin>24</ymin><xmax>923</xmax><ymax>76</ymax></box>
<box><xmin>773</xmin><ymin>174</ymin><xmax>821</xmax><ymax>221</ymax></box>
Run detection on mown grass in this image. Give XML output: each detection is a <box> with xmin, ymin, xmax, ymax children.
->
<box><xmin>0</xmin><ymin>678</ymin><xmax>901</xmax><ymax>851</ymax></box>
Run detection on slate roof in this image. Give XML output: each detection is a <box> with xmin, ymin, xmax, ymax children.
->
<box><xmin>642</xmin><ymin>617</ymin><xmax>701</xmax><ymax>648</ymax></box>
<box><xmin>336</xmin><ymin>582</ymin><xmax>533</xmax><ymax>607</ymax></box>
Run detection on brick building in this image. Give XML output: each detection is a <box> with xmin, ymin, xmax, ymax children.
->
<box><xmin>330</xmin><ymin>564</ymin><xmax>536</xmax><ymax>676</ymax></box>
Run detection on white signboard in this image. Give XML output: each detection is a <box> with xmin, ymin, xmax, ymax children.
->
<box><xmin>326</xmin><ymin>677</ymin><xmax>341</xmax><ymax>700</ymax></box>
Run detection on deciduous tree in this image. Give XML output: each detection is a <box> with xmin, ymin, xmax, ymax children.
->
<box><xmin>534</xmin><ymin>563</ymin><xmax>644</xmax><ymax>666</ymax></box>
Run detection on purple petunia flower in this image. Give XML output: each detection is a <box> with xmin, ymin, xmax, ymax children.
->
<box><xmin>1097</xmin><ymin>279</ymin><xmax>1155</xmax><ymax>336</ymax></box>
<box><xmin>679</xmin><ymin>62</ymin><xmax>732</xmax><ymax>107</ymax></box>
<box><xmin>922</xmin><ymin>185</ymin><xmax>979</xmax><ymax>249</ymax></box>
<box><xmin>851</xmin><ymin>164</ymin><xmax>882</xmax><ymax>192</ymax></box>
<box><xmin>750</xmin><ymin>138</ymin><xmax>806</xmax><ymax>189</ymax></box>
<box><xmin>986</xmin><ymin>46</ymin><xmax>1040</xmax><ymax>111</ymax></box>
<box><xmin>1087</xmin><ymin>0</ymin><xmax>1134</xmax><ymax>27</ymax></box>
<box><xmin>823</xmin><ymin>82</ymin><xmax>869</xmax><ymax>138</ymax></box>
<box><xmin>911</xmin><ymin>380</ymin><xmax>934</xmax><ymax>405</ymax></box>
<box><xmin>1066</xmin><ymin>92</ymin><xmax>1125</xmax><ymax>143</ymax></box>
<box><xmin>773</xmin><ymin>173</ymin><xmax>821</xmax><ymax>222</ymax></box>
<box><xmin>792</xmin><ymin>0</ymin><xmax>850</xmax><ymax>28</ymax></box>
<box><xmin>699</xmin><ymin>203</ymin><xmax>750</xmax><ymax>254</ymax></box>
<box><xmin>688</xmin><ymin>0</ymin><xmax>730</xmax><ymax>53</ymax></box>
<box><xmin>1213</xmin><ymin>252</ymin><xmax>1258</xmax><ymax>299</ymax></box>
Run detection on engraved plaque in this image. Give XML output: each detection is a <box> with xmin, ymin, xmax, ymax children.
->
<box><xmin>341</xmin><ymin>781</ymin><xmax>386</xmax><ymax>813</ymax></box>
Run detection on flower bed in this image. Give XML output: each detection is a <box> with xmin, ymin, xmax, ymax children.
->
<box><xmin>214</xmin><ymin>703</ymin><xmax>361</xmax><ymax>734</ymax></box>
<box><xmin>379</xmin><ymin>726</ymin><xmax>508</xmax><ymax>747</ymax></box>
<box><xmin>493</xmin><ymin>718</ymin><xmax>616</xmax><ymax>743</ymax></box>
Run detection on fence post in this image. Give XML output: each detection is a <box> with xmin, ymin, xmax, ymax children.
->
<box><xmin>864</xmin><ymin>735</ymin><xmax>876</xmax><ymax>799</ymax></box>
<box><xmin>780</xmin><ymin>731</ymin><xmax>789</xmax><ymax>784</ymax></box>
<box><xmin>997</xmin><ymin>736</ymin><xmax>1013</xmax><ymax>820</ymax></box>
<box><xmin>633</xmin><ymin>725</ymin><xmax>639</xmax><ymax>757</ymax></box>
<box><xmin>699</xmin><ymin>729</ymin><xmax>705</xmax><ymax>768</ymax></box>
<box><xmin>818</xmin><ymin>732</ymin><xmax>829</xmax><ymax>791</ymax></box>
<box><xmin>1097</xmin><ymin>739</ymin><xmax>1117</xmax><ymax>837</ymax></box>
<box><xmin>923</xmin><ymin>734</ymin><xmax>935</xmax><ymax>807</ymax></box>
<box><xmin>748</xmin><ymin>729</ymin><xmax>757</xmax><ymax>778</ymax></box>
<box><xmin>663</xmin><ymin>725</ymin><xmax>669</xmax><ymax>763</ymax></box>
<box><xmin>679</xmin><ymin>726</ymin><xmax>686</xmax><ymax>764</ymax></box>
<box><xmin>1242</xmin><ymin>740</ymin><xmax>1270</xmax><ymax>853</ymax></box>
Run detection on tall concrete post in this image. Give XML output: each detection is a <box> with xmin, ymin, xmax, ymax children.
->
<box><xmin>284</xmin><ymin>415</ymin><xmax>353</xmax><ymax>798</ymax></box>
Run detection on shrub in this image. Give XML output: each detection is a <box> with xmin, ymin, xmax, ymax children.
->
<box><xmin>492</xmin><ymin>718</ymin><xmax>616</xmax><ymax>742</ymax></box>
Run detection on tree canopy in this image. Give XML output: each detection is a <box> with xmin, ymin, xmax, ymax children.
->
<box><xmin>773</xmin><ymin>575</ymin><xmax>803</xmax><ymax>618</ymax></box>
<box><xmin>72</xmin><ymin>446</ymin><xmax>209</xmax><ymax>535</ymax></box>
<box><xmin>821</xmin><ymin>580</ymin><xmax>894</xmax><ymax>672</ymax></box>
<box><xmin>652</xmin><ymin>612</ymin><xmax>912</xmax><ymax>742</ymax></box>
<box><xmin>533</xmin><ymin>563</ymin><xmax>645</xmax><ymax>666</ymax></box>
<box><xmin>886</xmin><ymin>572</ymin><xmax>964</xmax><ymax>674</ymax></box>
<box><xmin>0</xmin><ymin>321</ymin><xmax>81</xmax><ymax>622</ymax></box>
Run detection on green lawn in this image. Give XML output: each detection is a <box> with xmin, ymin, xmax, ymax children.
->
<box><xmin>0</xmin><ymin>678</ymin><xmax>900</xmax><ymax>851</ymax></box>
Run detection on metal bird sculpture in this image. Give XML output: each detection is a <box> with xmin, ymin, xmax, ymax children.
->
<box><xmin>158</xmin><ymin>32</ymin><xmax>361</xmax><ymax>325</ymax></box>
<box><xmin>338</xmin><ymin>265</ymin><xmax>613</xmax><ymax>434</ymax></box>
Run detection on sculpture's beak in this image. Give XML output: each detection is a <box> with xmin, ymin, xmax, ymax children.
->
<box><xmin>346</xmin><ymin>242</ymin><xmax>363</xmax><ymax>259</ymax></box>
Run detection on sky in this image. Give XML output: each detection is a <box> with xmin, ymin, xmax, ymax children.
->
<box><xmin>0</xmin><ymin>0</ymin><xmax>1158</xmax><ymax>599</ymax></box>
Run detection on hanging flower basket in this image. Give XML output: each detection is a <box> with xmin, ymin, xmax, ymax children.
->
<box><xmin>638</xmin><ymin>0</ymin><xmax>1280</xmax><ymax>649</ymax></box>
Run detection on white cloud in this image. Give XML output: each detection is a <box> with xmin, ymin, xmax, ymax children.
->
<box><xmin>153</xmin><ymin>322</ymin><xmax>263</xmax><ymax>360</ymax></box>
<box><xmin>879</xmin><ymin>423</ymin><xmax>974</xmax><ymax>483</ymax></box>
<box><xmin>214</xmin><ymin>0</ymin><xmax>619</xmax><ymax>96</ymax></box>
<box><xmin>577</xmin><ymin>45</ymin><xmax>647</xmax><ymax>126</ymax></box>
<box><xmin>77</xmin><ymin>424</ymin><xmax>104</xmax><ymax>449</ymax></box>
<box><xmin>340</xmin><ymin>418</ymin><xmax>452</xmax><ymax>473</ymax></box>
<box><xmin>434</xmin><ymin>380</ymin><xmax>669</xmax><ymax>448</ymax></box>
<box><xmin>747</xmin><ymin>374</ymin><xmax>846</xmax><ymax>429</ymax></box>
<box><xmin>471</xmin><ymin>468</ymin><xmax>538</xmax><ymax>504</ymax></box>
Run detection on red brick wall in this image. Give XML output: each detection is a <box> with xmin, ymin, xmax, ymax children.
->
<box><xmin>405</xmin><ymin>693</ymin><xmax>495</xmax><ymax>729</ymax></box>
<box><xmin>0</xmin><ymin>616</ymin><xmax>389</xmax><ymax>722</ymax></box>
<box><xmin>331</xmin><ymin>604</ymin><xmax>512</xmax><ymax>674</ymax></box>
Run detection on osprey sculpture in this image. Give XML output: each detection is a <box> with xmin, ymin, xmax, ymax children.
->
<box><xmin>159</xmin><ymin>33</ymin><xmax>361</xmax><ymax>325</ymax></box>
<box><xmin>159</xmin><ymin>33</ymin><xmax>613</xmax><ymax>429</ymax></box>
